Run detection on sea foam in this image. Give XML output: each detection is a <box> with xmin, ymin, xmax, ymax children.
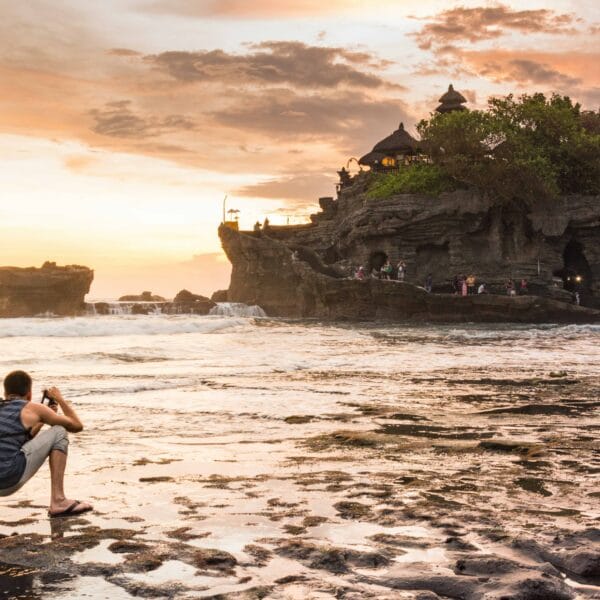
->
<box><xmin>0</xmin><ymin>315</ymin><xmax>250</xmax><ymax>338</ymax></box>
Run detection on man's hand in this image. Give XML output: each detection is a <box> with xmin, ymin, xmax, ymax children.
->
<box><xmin>46</xmin><ymin>386</ymin><xmax>64</xmax><ymax>406</ymax></box>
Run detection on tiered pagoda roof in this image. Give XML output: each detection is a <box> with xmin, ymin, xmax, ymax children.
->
<box><xmin>436</xmin><ymin>84</ymin><xmax>468</xmax><ymax>113</ymax></box>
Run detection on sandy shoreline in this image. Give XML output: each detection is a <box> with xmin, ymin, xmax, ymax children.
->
<box><xmin>0</xmin><ymin>320</ymin><xmax>599</xmax><ymax>599</ymax></box>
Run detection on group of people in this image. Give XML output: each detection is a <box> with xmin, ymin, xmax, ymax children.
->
<box><xmin>355</xmin><ymin>260</ymin><xmax>407</xmax><ymax>282</ymax></box>
<box><xmin>452</xmin><ymin>275</ymin><xmax>529</xmax><ymax>296</ymax></box>
<box><xmin>354</xmin><ymin>263</ymin><xmax>532</xmax><ymax>298</ymax></box>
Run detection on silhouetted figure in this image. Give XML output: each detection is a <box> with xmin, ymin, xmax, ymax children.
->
<box><xmin>397</xmin><ymin>261</ymin><xmax>406</xmax><ymax>281</ymax></box>
<box><xmin>520</xmin><ymin>278</ymin><xmax>528</xmax><ymax>295</ymax></box>
<box><xmin>425</xmin><ymin>273</ymin><xmax>433</xmax><ymax>293</ymax></box>
<box><xmin>381</xmin><ymin>260</ymin><xmax>392</xmax><ymax>280</ymax></box>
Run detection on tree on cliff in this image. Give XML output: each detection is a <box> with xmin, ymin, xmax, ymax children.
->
<box><xmin>418</xmin><ymin>93</ymin><xmax>600</xmax><ymax>205</ymax></box>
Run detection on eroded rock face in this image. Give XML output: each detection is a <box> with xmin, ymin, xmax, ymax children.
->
<box><xmin>0</xmin><ymin>262</ymin><xmax>93</xmax><ymax>317</ymax></box>
<box><xmin>219</xmin><ymin>224</ymin><xmax>600</xmax><ymax>323</ymax></box>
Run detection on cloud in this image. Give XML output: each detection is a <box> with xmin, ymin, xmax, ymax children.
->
<box><xmin>413</xmin><ymin>4</ymin><xmax>577</xmax><ymax>50</ymax></box>
<box><xmin>90</xmin><ymin>100</ymin><xmax>196</xmax><ymax>139</ymax></box>
<box><xmin>211</xmin><ymin>89</ymin><xmax>413</xmax><ymax>154</ymax></box>
<box><xmin>482</xmin><ymin>59</ymin><xmax>582</xmax><ymax>87</ymax></box>
<box><xmin>236</xmin><ymin>171</ymin><xmax>337</xmax><ymax>203</ymax></box>
<box><xmin>145</xmin><ymin>41</ymin><xmax>394</xmax><ymax>89</ymax></box>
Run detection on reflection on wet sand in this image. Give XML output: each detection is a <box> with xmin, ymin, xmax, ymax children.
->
<box><xmin>0</xmin><ymin>318</ymin><xmax>599</xmax><ymax>598</ymax></box>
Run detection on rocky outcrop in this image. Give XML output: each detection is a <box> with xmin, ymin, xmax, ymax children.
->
<box><xmin>119</xmin><ymin>291</ymin><xmax>166</xmax><ymax>302</ymax></box>
<box><xmin>219</xmin><ymin>176</ymin><xmax>600</xmax><ymax>321</ymax></box>
<box><xmin>168</xmin><ymin>290</ymin><xmax>216</xmax><ymax>315</ymax></box>
<box><xmin>0</xmin><ymin>262</ymin><xmax>93</xmax><ymax>317</ymax></box>
<box><xmin>211</xmin><ymin>289</ymin><xmax>229</xmax><ymax>303</ymax></box>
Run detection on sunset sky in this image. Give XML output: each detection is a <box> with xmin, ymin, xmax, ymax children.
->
<box><xmin>1</xmin><ymin>1</ymin><xmax>598</xmax><ymax>298</ymax></box>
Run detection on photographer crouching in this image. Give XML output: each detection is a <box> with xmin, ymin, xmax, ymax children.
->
<box><xmin>0</xmin><ymin>370</ymin><xmax>92</xmax><ymax>517</ymax></box>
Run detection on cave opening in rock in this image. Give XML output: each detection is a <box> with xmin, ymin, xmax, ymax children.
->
<box><xmin>368</xmin><ymin>251</ymin><xmax>388</xmax><ymax>274</ymax></box>
<box><xmin>555</xmin><ymin>240</ymin><xmax>593</xmax><ymax>293</ymax></box>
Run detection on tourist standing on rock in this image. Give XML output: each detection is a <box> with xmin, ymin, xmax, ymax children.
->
<box><xmin>506</xmin><ymin>279</ymin><xmax>515</xmax><ymax>296</ymax></box>
<box><xmin>356</xmin><ymin>266</ymin><xmax>365</xmax><ymax>280</ymax></box>
<box><xmin>478</xmin><ymin>282</ymin><xmax>487</xmax><ymax>294</ymax></box>
<box><xmin>461</xmin><ymin>276</ymin><xmax>468</xmax><ymax>297</ymax></box>
<box><xmin>0</xmin><ymin>370</ymin><xmax>93</xmax><ymax>518</ymax></box>
<box><xmin>381</xmin><ymin>260</ymin><xmax>392</xmax><ymax>280</ymax></box>
<box><xmin>425</xmin><ymin>274</ymin><xmax>433</xmax><ymax>293</ymax></box>
<box><xmin>397</xmin><ymin>261</ymin><xmax>406</xmax><ymax>281</ymax></box>
<box><xmin>466</xmin><ymin>274</ymin><xmax>476</xmax><ymax>295</ymax></box>
<box><xmin>520</xmin><ymin>278</ymin><xmax>528</xmax><ymax>294</ymax></box>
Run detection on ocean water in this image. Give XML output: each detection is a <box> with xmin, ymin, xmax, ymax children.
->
<box><xmin>0</xmin><ymin>313</ymin><xmax>599</xmax><ymax>598</ymax></box>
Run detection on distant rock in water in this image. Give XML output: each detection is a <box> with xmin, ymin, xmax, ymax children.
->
<box><xmin>0</xmin><ymin>262</ymin><xmax>93</xmax><ymax>317</ymax></box>
<box><xmin>119</xmin><ymin>291</ymin><xmax>166</xmax><ymax>302</ymax></box>
<box><xmin>170</xmin><ymin>289</ymin><xmax>216</xmax><ymax>315</ymax></box>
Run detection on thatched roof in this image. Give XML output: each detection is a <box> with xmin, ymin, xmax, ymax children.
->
<box><xmin>372</xmin><ymin>122</ymin><xmax>420</xmax><ymax>153</ymax></box>
<box><xmin>436</xmin><ymin>84</ymin><xmax>468</xmax><ymax>113</ymax></box>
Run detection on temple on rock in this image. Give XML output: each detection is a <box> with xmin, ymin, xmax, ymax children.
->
<box><xmin>358</xmin><ymin>122</ymin><xmax>423</xmax><ymax>172</ymax></box>
<box><xmin>217</xmin><ymin>82</ymin><xmax>599</xmax><ymax>317</ymax></box>
<box><xmin>358</xmin><ymin>84</ymin><xmax>467</xmax><ymax>173</ymax></box>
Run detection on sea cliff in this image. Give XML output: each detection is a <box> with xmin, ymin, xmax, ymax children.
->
<box><xmin>0</xmin><ymin>262</ymin><xmax>93</xmax><ymax>317</ymax></box>
<box><xmin>219</xmin><ymin>179</ymin><xmax>600</xmax><ymax>323</ymax></box>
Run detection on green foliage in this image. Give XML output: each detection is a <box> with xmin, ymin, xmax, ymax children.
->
<box><xmin>417</xmin><ymin>93</ymin><xmax>600</xmax><ymax>204</ymax></box>
<box><xmin>367</xmin><ymin>164</ymin><xmax>456</xmax><ymax>199</ymax></box>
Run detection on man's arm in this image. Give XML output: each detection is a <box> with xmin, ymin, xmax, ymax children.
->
<box><xmin>22</xmin><ymin>387</ymin><xmax>84</xmax><ymax>433</ymax></box>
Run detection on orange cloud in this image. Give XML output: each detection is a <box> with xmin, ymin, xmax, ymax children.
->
<box><xmin>145</xmin><ymin>42</ymin><xmax>395</xmax><ymax>89</ymax></box>
<box><xmin>412</xmin><ymin>4</ymin><xmax>578</xmax><ymax>50</ymax></box>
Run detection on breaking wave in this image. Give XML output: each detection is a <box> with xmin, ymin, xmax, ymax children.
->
<box><xmin>209</xmin><ymin>302</ymin><xmax>267</xmax><ymax>317</ymax></box>
<box><xmin>0</xmin><ymin>315</ymin><xmax>253</xmax><ymax>338</ymax></box>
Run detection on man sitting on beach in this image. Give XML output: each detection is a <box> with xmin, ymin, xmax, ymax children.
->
<box><xmin>0</xmin><ymin>370</ymin><xmax>92</xmax><ymax>517</ymax></box>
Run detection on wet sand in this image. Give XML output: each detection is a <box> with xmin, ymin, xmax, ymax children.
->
<box><xmin>0</xmin><ymin>318</ymin><xmax>599</xmax><ymax>599</ymax></box>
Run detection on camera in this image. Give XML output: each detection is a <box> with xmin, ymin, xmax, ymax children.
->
<box><xmin>41</xmin><ymin>389</ymin><xmax>57</xmax><ymax>406</ymax></box>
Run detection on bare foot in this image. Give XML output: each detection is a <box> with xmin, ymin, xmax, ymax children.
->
<box><xmin>49</xmin><ymin>499</ymin><xmax>93</xmax><ymax>517</ymax></box>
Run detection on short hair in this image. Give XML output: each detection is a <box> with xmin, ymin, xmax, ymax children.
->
<box><xmin>4</xmin><ymin>370</ymin><xmax>32</xmax><ymax>397</ymax></box>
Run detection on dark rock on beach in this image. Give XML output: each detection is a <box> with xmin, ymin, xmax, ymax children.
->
<box><xmin>0</xmin><ymin>262</ymin><xmax>93</xmax><ymax>317</ymax></box>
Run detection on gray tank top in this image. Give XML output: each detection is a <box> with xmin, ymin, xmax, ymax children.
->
<box><xmin>0</xmin><ymin>398</ymin><xmax>29</xmax><ymax>487</ymax></box>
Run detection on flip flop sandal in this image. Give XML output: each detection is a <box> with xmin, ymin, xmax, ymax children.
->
<box><xmin>48</xmin><ymin>500</ymin><xmax>92</xmax><ymax>518</ymax></box>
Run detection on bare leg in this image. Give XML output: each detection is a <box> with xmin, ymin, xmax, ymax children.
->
<box><xmin>49</xmin><ymin>450</ymin><xmax>92</xmax><ymax>515</ymax></box>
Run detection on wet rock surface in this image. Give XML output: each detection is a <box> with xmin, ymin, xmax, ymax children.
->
<box><xmin>219</xmin><ymin>224</ymin><xmax>600</xmax><ymax>323</ymax></box>
<box><xmin>1</xmin><ymin>321</ymin><xmax>598</xmax><ymax>599</ymax></box>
